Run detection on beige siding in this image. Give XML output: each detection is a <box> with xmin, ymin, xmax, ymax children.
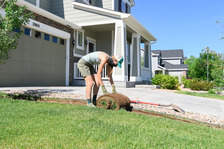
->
<box><xmin>102</xmin><ymin>0</ymin><xmax>113</xmax><ymax>10</ymax></box>
<box><xmin>64</xmin><ymin>7</ymin><xmax>118</xmax><ymax>25</ymax></box>
<box><xmin>96</xmin><ymin>31</ymin><xmax>112</xmax><ymax>55</ymax></box>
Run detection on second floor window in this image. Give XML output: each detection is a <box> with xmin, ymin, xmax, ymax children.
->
<box><xmin>83</xmin><ymin>0</ymin><xmax>92</xmax><ymax>5</ymax></box>
<box><xmin>119</xmin><ymin>0</ymin><xmax>130</xmax><ymax>13</ymax></box>
<box><xmin>76</xmin><ymin>29</ymin><xmax>84</xmax><ymax>50</ymax></box>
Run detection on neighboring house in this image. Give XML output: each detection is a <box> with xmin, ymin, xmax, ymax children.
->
<box><xmin>151</xmin><ymin>49</ymin><xmax>188</xmax><ymax>81</ymax></box>
<box><xmin>0</xmin><ymin>0</ymin><xmax>157</xmax><ymax>87</ymax></box>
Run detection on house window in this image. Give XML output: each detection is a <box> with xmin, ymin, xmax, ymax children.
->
<box><xmin>44</xmin><ymin>34</ymin><xmax>50</xmax><ymax>41</ymax></box>
<box><xmin>119</xmin><ymin>0</ymin><xmax>129</xmax><ymax>13</ymax></box>
<box><xmin>35</xmin><ymin>31</ymin><xmax>41</xmax><ymax>39</ymax></box>
<box><xmin>118</xmin><ymin>0</ymin><xmax>122</xmax><ymax>11</ymax></box>
<box><xmin>76</xmin><ymin>30</ymin><xmax>84</xmax><ymax>50</ymax></box>
<box><xmin>121</xmin><ymin>1</ymin><xmax>125</xmax><ymax>12</ymax></box>
<box><xmin>53</xmin><ymin>36</ymin><xmax>58</xmax><ymax>43</ymax></box>
<box><xmin>83</xmin><ymin>0</ymin><xmax>91</xmax><ymax>4</ymax></box>
<box><xmin>24</xmin><ymin>28</ymin><xmax>31</xmax><ymax>36</ymax></box>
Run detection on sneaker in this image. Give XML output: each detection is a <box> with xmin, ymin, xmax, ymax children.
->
<box><xmin>93</xmin><ymin>101</ymin><xmax>96</xmax><ymax>106</ymax></box>
<box><xmin>87</xmin><ymin>103</ymin><xmax>96</xmax><ymax>107</ymax></box>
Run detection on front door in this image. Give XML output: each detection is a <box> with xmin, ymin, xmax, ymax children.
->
<box><xmin>87</xmin><ymin>37</ymin><xmax>96</xmax><ymax>53</ymax></box>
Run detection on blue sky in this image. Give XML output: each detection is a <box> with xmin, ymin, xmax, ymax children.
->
<box><xmin>132</xmin><ymin>0</ymin><xmax>224</xmax><ymax>58</ymax></box>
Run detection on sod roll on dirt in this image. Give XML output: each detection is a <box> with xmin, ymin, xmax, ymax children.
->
<box><xmin>96</xmin><ymin>93</ymin><xmax>131</xmax><ymax>110</ymax></box>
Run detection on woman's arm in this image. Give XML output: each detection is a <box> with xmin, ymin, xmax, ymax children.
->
<box><xmin>106</xmin><ymin>65</ymin><xmax>114</xmax><ymax>85</ymax></box>
<box><xmin>97</xmin><ymin>54</ymin><xmax>108</xmax><ymax>86</ymax></box>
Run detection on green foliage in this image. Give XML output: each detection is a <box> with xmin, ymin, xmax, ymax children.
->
<box><xmin>152</xmin><ymin>74</ymin><xmax>179</xmax><ymax>90</ymax></box>
<box><xmin>0</xmin><ymin>92</ymin><xmax>41</xmax><ymax>101</ymax></box>
<box><xmin>185</xmin><ymin>48</ymin><xmax>224</xmax><ymax>88</ymax></box>
<box><xmin>208</xmin><ymin>89</ymin><xmax>216</xmax><ymax>94</ymax></box>
<box><xmin>181</xmin><ymin>76</ymin><xmax>191</xmax><ymax>88</ymax></box>
<box><xmin>175</xmin><ymin>90</ymin><xmax>224</xmax><ymax>100</ymax></box>
<box><xmin>184</xmin><ymin>55</ymin><xmax>196</xmax><ymax>78</ymax></box>
<box><xmin>189</xmin><ymin>79</ymin><xmax>214</xmax><ymax>91</ymax></box>
<box><xmin>210</xmin><ymin>53</ymin><xmax>224</xmax><ymax>88</ymax></box>
<box><xmin>0</xmin><ymin>0</ymin><xmax>33</xmax><ymax>64</ymax></box>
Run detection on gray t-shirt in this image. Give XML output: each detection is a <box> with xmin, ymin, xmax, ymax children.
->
<box><xmin>82</xmin><ymin>52</ymin><xmax>109</xmax><ymax>65</ymax></box>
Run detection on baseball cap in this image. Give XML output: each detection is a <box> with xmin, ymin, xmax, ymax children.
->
<box><xmin>115</xmin><ymin>55</ymin><xmax>124</xmax><ymax>68</ymax></box>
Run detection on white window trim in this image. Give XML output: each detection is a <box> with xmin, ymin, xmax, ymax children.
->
<box><xmin>76</xmin><ymin>29</ymin><xmax>85</xmax><ymax>50</ymax></box>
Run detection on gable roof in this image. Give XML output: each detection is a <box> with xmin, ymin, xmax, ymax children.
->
<box><xmin>162</xmin><ymin>61</ymin><xmax>188</xmax><ymax>70</ymax></box>
<box><xmin>152</xmin><ymin>49</ymin><xmax>184</xmax><ymax>58</ymax></box>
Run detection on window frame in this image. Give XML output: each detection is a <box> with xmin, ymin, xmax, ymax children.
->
<box><xmin>76</xmin><ymin>29</ymin><xmax>85</xmax><ymax>50</ymax></box>
<box><xmin>52</xmin><ymin>36</ymin><xmax>58</xmax><ymax>43</ymax></box>
<box><xmin>24</xmin><ymin>28</ymin><xmax>31</xmax><ymax>36</ymax></box>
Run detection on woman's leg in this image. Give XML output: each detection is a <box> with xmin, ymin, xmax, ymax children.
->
<box><xmin>92</xmin><ymin>74</ymin><xmax>100</xmax><ymax>105</ymax></box>
<box><xmin>84</xmin><ymin>76</ymin><xmax>94</xmax><ymax>104</ymax></box>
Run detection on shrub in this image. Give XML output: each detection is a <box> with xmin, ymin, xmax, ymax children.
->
<box><xmin>189</xmin><ymin>79</ymin><xmax>214</xmax><ymax>91</ymax></box>
<box><xmin>152</xmin><ymin>74</ymin><xmax>179</xmax><ymax>90</ymax></box>
<box><xmin>208</xmin><ymin>89</ymin><xmax>216</xmax><ymax>94</ymax></box>
<box><xmin>181</xmin><ymin>76</ymin><xmax>191</xmax><ymax>88</ymax></box>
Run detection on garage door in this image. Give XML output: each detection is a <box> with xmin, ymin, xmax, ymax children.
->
<box><xmin>0</xmin><ymin>27</ymin><xmax>67</xmax><ymax>86</ymax></box>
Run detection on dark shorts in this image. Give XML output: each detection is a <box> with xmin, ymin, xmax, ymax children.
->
<box><xmin>77</xmin><ymin>59</ymin><xmax>97</xmax><ymax>78</ymax></box>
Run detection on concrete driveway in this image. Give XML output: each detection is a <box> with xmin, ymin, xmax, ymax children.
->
<box><xmin>0</xmin><ymin>86</ymin><xmax>224</xmax><ymax>119</ymax></box>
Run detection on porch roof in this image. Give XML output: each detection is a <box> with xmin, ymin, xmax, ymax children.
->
<box><xmin>71</xmin><ymin>2</ymin><xmax>157</xmax><ymax>42</ymax></box>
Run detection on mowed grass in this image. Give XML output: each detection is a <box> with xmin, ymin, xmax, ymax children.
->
<box><xmin>0</xmin><ymin>98</ymin><xmax>224</xmax><ymax>149</ymax></box>
<box><xmin>175</xmin><ymin>90</ymin><xmax>224</xmax><ymax>100</ymax></box>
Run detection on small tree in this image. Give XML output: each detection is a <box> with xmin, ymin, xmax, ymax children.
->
<box><xmin>0</xmin><ymin>0</ymin><xmax>33</xmax><ymax>64</ymax></box>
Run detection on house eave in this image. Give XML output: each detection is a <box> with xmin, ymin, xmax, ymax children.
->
<box><xmin>123</xmin><ymin>15</ymin><xmax>157</xmax><ymax>41</ymax></box>
<box><xmin>167</xmin><ymin>68</ymin><xmax>188</xmax><ymax>71</ymax></box>
<box><xmin>161</xmin><ymin>57</ymin><xmax>183</xmax><ymax>59</ymax></box>
<box><xmin>16</xmin><ymin>0</ymin><xmax>81</xmax><ymax>30</ymax></box>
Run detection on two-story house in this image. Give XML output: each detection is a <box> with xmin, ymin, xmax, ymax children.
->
<box><xmin>151</xmin><ymin>49</ymin><xmax>188</xmax><ymax>81</ymax></box>
<box><xmin>0</xmin><ymin>0</ymin><xmax>157</xmax><ymax>87</ymax></box>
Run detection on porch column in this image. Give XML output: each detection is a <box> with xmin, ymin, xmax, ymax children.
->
<box><xmin>113</xmin><ymin>21</ymin><xmax>127</xmax><ymax>81</ymax></box>
<box><xmin>144</xmin><ymin>41</ymin><xmax>152</xmax><ymax>79</ymax></box>
<box><xmin>130</xmin><ymin>33</ymin><xmax>141</xmax><ymax>81</ymax></box>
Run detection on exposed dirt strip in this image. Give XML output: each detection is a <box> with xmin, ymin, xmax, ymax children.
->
<box><xmin>39</xmin><ymin>99</ymin><xmax>224</xmax><ymax>129</ymax></box>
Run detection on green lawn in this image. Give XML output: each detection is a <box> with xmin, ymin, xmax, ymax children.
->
<box><xmin>175</xmin><ymin>90</ymin><xmax>224</xmax><ymax>100</ymax></box>
<box><xmin>0</xmin><ymin>98</ymin><xmax>224</xmax><ymax>149</ymax></box>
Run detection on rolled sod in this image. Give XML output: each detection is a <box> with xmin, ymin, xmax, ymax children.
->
<box><xmin>96</xmin><ymin>93</ymin><xmax>131</xmax><ymax>110</ymax></box>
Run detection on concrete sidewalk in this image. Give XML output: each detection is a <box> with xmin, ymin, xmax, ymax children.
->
<box><xmin>0</xmin><ymin>86</ymin><xmax>224</xmax><ymax>119</ymax></box>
